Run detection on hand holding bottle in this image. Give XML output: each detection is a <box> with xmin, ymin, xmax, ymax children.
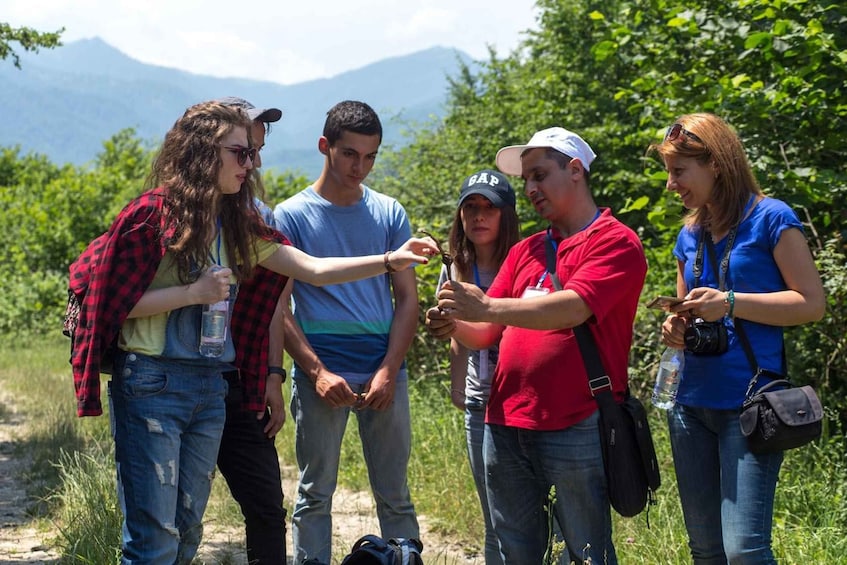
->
<box><xmin>652</xmin><ymin>346</ymin><xmax>685</xmax><ymax>410</ymax></box>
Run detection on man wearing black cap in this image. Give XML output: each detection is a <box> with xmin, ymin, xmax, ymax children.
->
<box><xmin>217</xmin><ymin>96</ymin><xmax>288</xmax><ymax>565</ymax></box>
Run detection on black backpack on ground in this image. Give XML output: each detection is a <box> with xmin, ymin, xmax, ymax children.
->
<box><xmin>340</xmin><ymin>535</ymin><xmax>423</xmax><ymax>565</ymax></box>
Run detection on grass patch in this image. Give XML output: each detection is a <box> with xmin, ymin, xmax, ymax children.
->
<box><xmin>2</xmin><ymin>334</ymin><xmax>846</xmax><ymax>562</ymax></box>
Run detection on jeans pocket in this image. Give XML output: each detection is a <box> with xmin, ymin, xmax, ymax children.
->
<box><xmin>120</xmin><ymin>354</ymin><xmax>168</xmax><ymax>398</ymax></box>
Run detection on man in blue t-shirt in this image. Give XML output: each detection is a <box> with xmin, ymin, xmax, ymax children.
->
<box><xmin>273</xmin><ymin>100</ymin><xmax>420</xmax><ymax>565</ymax></box>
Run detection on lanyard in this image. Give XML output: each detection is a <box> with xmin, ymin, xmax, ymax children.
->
<box><xmin>539</xmin><ymin>210</ymin><xmax>601</xmax><ymax>287</ymax></box>
<box><xmin>693</xmin><ymin>227</ymin><xmax>736</xmax><ymax>291</ymax></box>
<box><xmin>692</xmin><ymin>195</ymin><xmax>755</xmax><ymax>290</ymax></box>
<box><xmin>472</xmin><ymin>261</ymin><xmax>490</xmax><ymax>377</ymax></box>
<box><xmin>537</xmin><ymin>228</ymin><xmax>559</xmax><ymax>287</ymax></box>
<box><xmin>210</xmin><ymin>217</ymin><xmax>222</xmax><ymax>266</ymax></box>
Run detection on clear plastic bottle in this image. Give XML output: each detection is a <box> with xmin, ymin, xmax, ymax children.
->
<box><xmin>199</xmin><ymin>299</ymin><xmax>228</xmax><ymax>358</ymax></box>
<box><xmin>652</xmin><ymin>347</ymin><xmax>685</xmax><ymax>410</ymax></box>
<box><xmin>199</xmin><ymin>266</ymin><xmax>229</xmax><ymax>358</ymax></box>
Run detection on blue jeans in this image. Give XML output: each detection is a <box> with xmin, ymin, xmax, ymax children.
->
<box><xmin>108</xmin><ymin>351</ymin><xmax>227</xmax><ymax>565</ymax></box>
<box><xmin>465</xmin><ymin>399</ymin><xmax>503</xmax><ymax>565</ymax></box>
<box><xmin>484</xmin><ymin>413</ymin><xmax>616</xmax><ymax>565</ymax></box>
<box><xmin>217</xmin><ymin>371</ymin><xmax>287</xmax><ymax>565</ymax></box>
<box><xmin>668</xmin><ymin>404</ymin><xmax>783</xmax><ymax>565</ymax></box>
<box><xmin>291</xmin><ymin>375</ymin><xmax>419</xmax><ymax>564</ymax></box>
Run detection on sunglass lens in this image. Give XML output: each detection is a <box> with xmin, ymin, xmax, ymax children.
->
<box><xmin>237</xmin><ymin>148</ymin><xmax>257</xmax><ymax>166</ymax></box>
<box><xmin>666</xmin><ymin>124</ymin><xmax>682</xmax><ymax>141</ymax></box>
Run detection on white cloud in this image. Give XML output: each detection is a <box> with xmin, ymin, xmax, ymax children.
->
<box><xmin>4</xmin><ymin>0</ymin><xmax>538</xmax><ymax>84</ymax></box>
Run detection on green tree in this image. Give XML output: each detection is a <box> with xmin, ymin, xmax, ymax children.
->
<box><xmin>0</xmin><ymin>22</ymin><xmax>63</xmax><ymax>68</ymax></box>
<box><xmin>381</xmin><ymin>0</ymin><xmax>846</xmax><ymax>407</ymax></box>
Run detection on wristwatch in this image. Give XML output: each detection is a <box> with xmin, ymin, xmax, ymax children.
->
<box><xmin>267</xmin><ymin>365</ymin><xmax>287</xmax><ymax>383</ymax></box>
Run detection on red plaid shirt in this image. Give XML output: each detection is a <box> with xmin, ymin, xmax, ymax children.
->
<box><xmin>70</xmin><ymin>188</ymin><xmax>288</xmax><ymax>416</ymax></box>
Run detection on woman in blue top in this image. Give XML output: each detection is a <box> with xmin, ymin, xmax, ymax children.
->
<box><xmin>652</xmin><ymin>113</ymin><xmax>825</xmax><ymax>564</ymax></box>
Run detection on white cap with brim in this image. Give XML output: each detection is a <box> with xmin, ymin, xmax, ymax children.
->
<box><xmin>495</xmin><ymin>126</ymin><xmax>597</xmax><ymax>176</ymax></box>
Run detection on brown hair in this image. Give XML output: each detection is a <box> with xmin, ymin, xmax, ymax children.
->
<box><xmin>146</xmin><ymin>101</ymin><xmax>266</xmax><ymax>282</ymax></box>
<box><xmin>449</xmin><ymin>202</ymin><xmax>521</xmax><ymax>283</ymax></box>
<box><xmin>649</xmin><ymin>113</ymin><xmax>762</xmax><ymax>235</ymax></box>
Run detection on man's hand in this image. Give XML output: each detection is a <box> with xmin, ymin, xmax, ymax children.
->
<box><xmin>436</xmin><ymin>280</ymin><xmax>489</xmax><ymax>322</ymax></box>
<box><xmin>315</xmin><ymin>370</ymin><xmax>358</xmax><ymax>408</ymax></box>
<box><xmin>358</xmin><ymin>369</ymin><xmax>396</xmax><ymax>411</ymax></box>
<box><xmin>261</xmin><ymin>370</ymin><xmax>286</xmax><ymax>437</ymax></box>
<box><xmin>425</xmin><ymin>306</ymin><xmax>456</xmax><ymax>340</ymax></box>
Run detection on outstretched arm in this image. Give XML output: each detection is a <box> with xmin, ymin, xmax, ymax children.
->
<box><xmin>259</xmin><ymin>237</ymin><xmax>436</xmax><ymax>286</ymax></box>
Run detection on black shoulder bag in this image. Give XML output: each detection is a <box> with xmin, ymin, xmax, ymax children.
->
<box><xmin>735</xmin><ymin>320</ymin><xmax>823</xmax><ymax>454</ymax></box>
<box><xmin>545</xmin><ymin>238</ymin><xmax>660</xmax><ymax>518</ymax></box>
<box><xmin>699</xmin><ymin>233</ymin><xmax>823</xmax><ymax>454</ymax></box>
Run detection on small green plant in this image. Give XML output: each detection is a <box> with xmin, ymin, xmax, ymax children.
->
<box><xmin>544</xmin><ymin>486</ymin><xmax>566</xmax><ymax>564</ymax></box>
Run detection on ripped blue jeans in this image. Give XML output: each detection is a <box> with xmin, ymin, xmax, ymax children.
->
<box><xmin>108</xmin><ymin>351</ymin><xmax>227</xmax><ymax>565</ymax></box>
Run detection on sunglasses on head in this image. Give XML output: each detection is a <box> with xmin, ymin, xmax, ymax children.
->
<box><xmin>664</xmin><ymin>123</ymin><xmax>704</xmax><ymax>144</ymax></box>
<box><xmin>223</xmin><ymin>146</ymin><xmax>257</xmax><ymax>166</ymax></box>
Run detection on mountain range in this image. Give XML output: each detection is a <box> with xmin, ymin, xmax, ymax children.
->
<box><xmin>0</xmin><ymin>38</ymin><xmax>473</xmax><ymax>178</ymax></box>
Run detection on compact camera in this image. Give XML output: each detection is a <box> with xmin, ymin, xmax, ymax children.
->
<box><xmin>684</xmin><ymin>318</ymin><xmax>729</xmax><ymax>355</ymax></box>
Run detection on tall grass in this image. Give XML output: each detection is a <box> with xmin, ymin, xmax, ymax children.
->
<box><xmin>2</xmin><ymin>335</ymin><xmax>846</xmax><ymax>563</ymax></box>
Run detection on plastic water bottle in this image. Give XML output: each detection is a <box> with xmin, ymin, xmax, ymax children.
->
<box><xmin>652</xmin><ymin>347</ymin><xmax>685</xmax><ymax>409</ymax></box>
<box><xmin>199</xmin><ymin>266</ymin><xmax>229</xmax><ymax>358</ymax></box>
<box><xmin>199</xmin><ymin>299</ymin><xmax>228</xmax><ymax>357</ymax></box>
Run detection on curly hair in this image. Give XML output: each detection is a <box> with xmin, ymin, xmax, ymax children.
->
<box><xmin>650</xmin><ymin>113</ymin><xmax>763</xmax><ymax>236</ymax></box>
<box><xmin>146</xmin><ymin>101</ymin><xmax>268</xmax><ymax>282</ymax></box>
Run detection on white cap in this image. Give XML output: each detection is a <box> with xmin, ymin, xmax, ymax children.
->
<box><xmin>495</xmin><ymin>127</ymin><xmax>597</xmax><ymax>176</ymax></box>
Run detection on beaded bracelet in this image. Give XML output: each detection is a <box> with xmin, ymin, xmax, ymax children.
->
<box><xmin>724</xmin><ymin>289</ymin><xmax>735</xmax><ymax>318</ymax></box>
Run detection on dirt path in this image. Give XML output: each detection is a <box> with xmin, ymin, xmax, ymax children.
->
<box><xmin>0</xmin><ymin>395</ymin><xmax>478</xmax><ymax>564</ymax></box>
<box><xmin>0</xmin><ymin>394</ymin><xmax>61</xmax><ymax>564</ymax></box>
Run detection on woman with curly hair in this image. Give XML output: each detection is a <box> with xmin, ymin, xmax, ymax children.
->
<box><xmin>69</xmin><ymin>101</ymin><xmax>436</xmax><ymax>564</ymax></box>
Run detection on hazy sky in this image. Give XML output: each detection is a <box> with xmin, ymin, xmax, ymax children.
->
<box><xmin>5</xmin><ymin>0</ymin><xmax>539</xmax><ymax>84</ymax></box>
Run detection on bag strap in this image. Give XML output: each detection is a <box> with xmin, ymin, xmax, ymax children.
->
<box><xmin>544</xmin><ymin>237</ymin><xmax>615</xmax><ymax>402</ymax></box>
<box><xmin>703</xmin><ymin>235</ymin><xmax>787</xmax><ymax>400</ymax></box>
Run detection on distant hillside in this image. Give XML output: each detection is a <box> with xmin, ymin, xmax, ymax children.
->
<box><xmin>0</xmin><ymin>38</ymin><xmax>473</xmax><ymax>178</ymax></box>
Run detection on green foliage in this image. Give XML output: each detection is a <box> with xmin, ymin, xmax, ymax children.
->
<box><xmin>0</xmin><ymin>131</ymin><xmax>152</xmax><ymax>337</ymax></box>
<box><xmin>51</xmin><ymin>449</ymin><xmax>123</xmax><ymax>564</ymax></box>
<box><xmin>0</xmin><ymin>22</ymin><xmax>63</xmax><ymax>68</ymax></box>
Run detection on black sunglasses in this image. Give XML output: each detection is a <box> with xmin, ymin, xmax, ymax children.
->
<box><xmin>419</xmin><ymin>230</ymin><xmax>453</xmax><ymax>280</ymax></box>
<box><xmin>223</xmin><ymin>146</ymin><xmax>257</xmax><ymax>166</ymax></box>
<box><xmin>664</xmin><ymin>123</ymin><xmax>704</xmax><ymax>144</ymax></box>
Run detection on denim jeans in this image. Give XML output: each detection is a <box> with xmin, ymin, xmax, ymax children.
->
<box><xmin>108</xmin><ymin>351</ymin><xmax>227</xmax><ymax>565</ymax></box>
<box><xmin>217</xmin><ymin>371</ymin><xmax>287</xmax><ymax>565</ymax></box>
<box><xmin>484</xmin><ymin>412</ymin><xmax>616</xmax><ymax>565</ymax></box>
<box><xmin>464</xmin><ymin>399</ymin><xmax>502</xmax><ymax>565</ymax></box>
<box><xmin>290</xmin><ymin>375</ymin><xmax>419</xmax><ymax>564</ymax></box>
<box><xmin>668</xmin><ymin>404</ymin><xmax>783</xmax><ymax>565</ymax></box>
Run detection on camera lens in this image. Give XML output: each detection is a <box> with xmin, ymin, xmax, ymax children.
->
<box><xmin>684</xmin><ymin>319</ymin><xmax>728</xmax><ymax>355</ymax></box>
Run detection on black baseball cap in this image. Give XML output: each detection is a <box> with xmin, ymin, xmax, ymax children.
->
<box><xmin>458</xmin><ymin>169</ymin><xmax>516</xmax><ymax>208</ymax></box>
<box><xmin>216</xmin><ymin>96</ymin><xmax>282</xmax><ymax>123</ymax></box>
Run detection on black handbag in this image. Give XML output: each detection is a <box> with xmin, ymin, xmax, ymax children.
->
<box><xmin>735</xmin><ymin>319</ymin><xmax>823</xmax><ymax>454</ymax></box>
<box><xmin>698</xmin><ymin>230</ymin><xmax>823</xmax><ymax>455</ymax></box>
<box><xmin>545</xmin><ymin>239</ymin><xmax>660</xmax><ymax>518</ymax></box>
